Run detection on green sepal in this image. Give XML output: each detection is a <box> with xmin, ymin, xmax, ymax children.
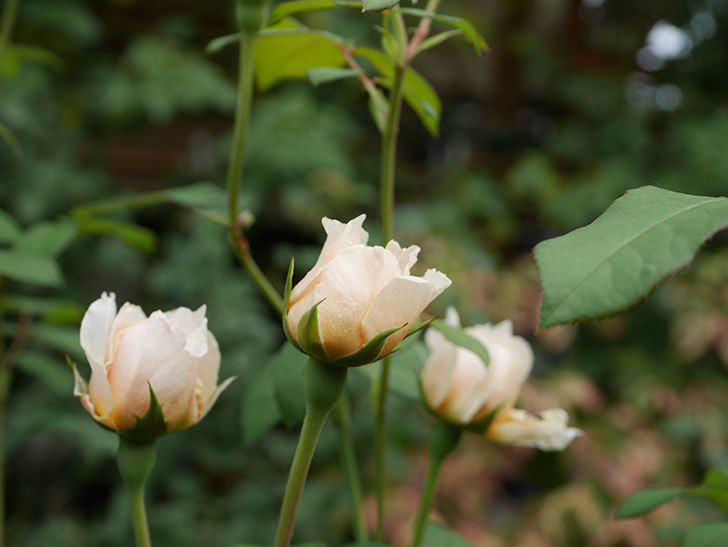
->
<box><xmin>296</xmin><ymin>299</ymin><xmax>328</xmax><ymax>361</ymax></box>
<box><xmin>329</xmin><ymin>323</ymin><xmax>406</xmax><ymax>368</ymax></box>
<box><xmin>404</xmin><ymin>316</ymin><xmax>437</xmax><ymax>340</ymax></box>
<box><xmin>282</xmin><ymin>257</ymin><xmax>302</xmax><ymax>351</ymax></box>
<box><xmin>430</xmin><ymin>319</ymin><xmax>490</xmax><ymax>366</ymax></box>
<box><xmin>122</xmin><ymin>384</ymin><xmax>168</xmax><ymax>443</ymax></box>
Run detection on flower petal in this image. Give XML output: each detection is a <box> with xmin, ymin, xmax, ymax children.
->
<box><xmin>289</xmin><ymin>246</ymin><xmax>401</xmax><ymax>359</ymax></box>
<box><xmin>467</xmin><ymin>320</ymin><xmax>533</xmax><ymax>410</ymax></box>
<box><xmin>196</xmin><ymin>331</ymin><xmax>221</xmax><ymax>406</ymax></box>
<box><xmin>165</xmin><ymin>306</ymin><xmax>209</xmax><ymax>358</ymax></box>
<box><xmin>108</xmin><ymin>312</ymin><xmax>194</xmax><ymax>432</ymax></box>
<box><xmin>385</xmin><ymin>240</ymin><xmax>420</xmax><ymax>275</ymax></box>
<box><xmin>362</xmin><ymin>269</ymin><xmax>452</xmax><ymax>357</ymax></box>
<box><xmin>80</xmin><ymin>292</ymin><xmax>117</xmax><ymax>417</ymax></box>
<box><xmin>487</xmin><ymin>408</ymin><xmax>582</xmax><ymax>451</ymax></box>
<box><xmin>421</xmin><ymin>334</ymin><xmax>458</xmax><ymax>410</ymax></box>
<box><xmin>436</xmin><ymin>348</ymin><xmax>489</xmax><ymax>423</ymax></box>
<box><xmin>290</xmin><ymin>214</ymin><xmax>369</xmax><ymax>303</ymax></box>
<box><xmin>200</xmin><ymin>375</ymin><xmax>236</xmax><ymax>419</ymax></box>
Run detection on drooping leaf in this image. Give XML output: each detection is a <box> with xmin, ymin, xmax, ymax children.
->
<box><xmin>306</xmin><ymin>66</ymin><xmax>359</xmax><ymax>86</ymax></box>
<box><xmin>0</xmin><ymin>250</ymin><xmax>63</xmax><ymax>287</ymax></box>
<box><xmin>15</xmin><ymin>218</ymin><xmax>77</xmax><ymax>257</ymax></box>
<box><xmin>271</xmin><ymin>343</ymin><xmax>308</xmax><ymax>428</ymax></box>
<box><xmin>422</xmin><ymin>523</ymin><xmax>471</xmax><ymax>547</ymax></box>
<box><xmin>367</xmin><ymin>87</ymin><xmax>390</xmax><ymax>133</ymax></box>
<box><xmin>400</xmin><ymin>8</ymin><xmax>487</xmax><ymax>53</ymax></box>
<box><xmin>255</xmin><ymin>19</ymin><xmax>346</xmax><ymax>91</ymax></box>
<box><xmin>534</xmin><ymin>186</ymin><xmax>728</xmax><ymax>329</ymax></box>
<box><xmin>76</xmin><ymin>218</ymin><xmax>157</xmax><ymax>254</ymax></box>
<box><xmin>430</xmin><ymin>320</ymin><xmax>490</xmax><ymax>366</ymax></box>
<box><xmin>362</xmin><ymin>0</ymin><xmax>400</xmax><ymax>12</ymax></box>
<box><xmin>616</xmin><ymin>487</ymin><xmax>685</xmax><ymax>518</ymax></box>
<box><xmin>683</xmin><ymin>522</ymin><xmax>728</xmax><ymax>547</ymax></box>
<box><xmin>242</xmin><ymin>361</ymin><xmax>281</xmax><ymax>445</ymax></box>
<box><xmin>355</xmin><ymin>47</ymin><xmax>441</xmax><ymax>136</ymax></box>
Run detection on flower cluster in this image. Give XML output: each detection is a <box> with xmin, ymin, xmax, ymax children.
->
<box><xmin>421</xmin><ymin>308</ymin><xmax>581</xmax><ymax>450</ymax></box>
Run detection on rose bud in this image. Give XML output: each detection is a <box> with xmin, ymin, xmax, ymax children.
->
<box><xmin>71</xmin><ymin>292</ymin><xmax>234</xmax><ymax>440</ymax></box>
<box><xmin>421</xmin><ymin>308</ymin><xmax>581</xmax><ymax>451</ymax></box>
<box><xmin>284</xmin><ymin>214</ymin><xmax>451</xmax><ymax>366</ymax></box>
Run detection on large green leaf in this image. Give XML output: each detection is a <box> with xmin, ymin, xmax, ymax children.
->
<box><xmin>76</xmin><ymin>218</ymin><xmax>157</xmax><ymax>254</ymax></box>
<box><xmin>0</xmin><ymin>210</ymin><xmax>20</xmax><ymax>243</ymax></box>
<box><xmin>15</xmin><ymin>218</ymin><xmax>77</xmax><ymax>257</ymax></box>
<box><xmin>241</xmin><ymin>359</ymin><xmax>282</xmax><ymax>445</ymax></box>
<box><xmin>0</xmin><ymin>250</ymin><xmax>63</xmax><ymax>287</ymax></box>
<box><xmin>256</xmin><ymin>19</ymin><xmax>346</xmax><ymax>91</ymax></box>
<box><xmin>616</xmin><ymin>487</ymin><xmax>684</xmax><ymax>518</ymax></box>
<box><xmin>535</xmin><ymin>186</ymin><xmax>728</xmax><ymax>329</ymax></box>
<box><xmin>689</xmin><ymin>469</ymin><xmax>728</xmax><ymax>516</ymax></box>
<box><xmin>683</xmin><ymin>523</ymin><xmax>728</xmax><ymax>547</ymax></box>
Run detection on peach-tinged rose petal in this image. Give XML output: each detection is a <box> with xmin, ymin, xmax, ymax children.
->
<box><xmin>290</xmin><ymin>214</ymin><xmax>368</xmax><ymax>303</ymax></box>
<box><xmin>290</xmin><ymin>246</ymin><xmax>401</xmax><ymax>358</ymax></box>
<box><xmin>362</xmin><ymin>270</ymin><xmax>452</xmax><ymax>356</ymax></box>
<box><xmin>488</xmin><ymin>408</ymin><xmax>582</xmax><ymax>451</ymax></box>
<box><xmin>108</xmin><ymin>312</ymin><xmax>193</xmax><ymax>431</ymax></box>
<box><xmin>197</xmin><ymin>331</ymin><xmax>222</xmax><ymax>406</ymax></box>
<box><xmin>80</xmin><ymin>292</ymin><xmax>116</xmax><ymax>417</ymax></box>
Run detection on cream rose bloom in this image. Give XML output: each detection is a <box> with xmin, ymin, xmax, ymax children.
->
<box><xmin>421</xmin><ymin>308</ymin><xmax>581</xmax><ymax>451</ymax></box>
<box><xmin>285</xmin><ymin>214</ymin><xmax>451</xmax><ymax>362</ymax></box>
<box><xmin>73</xmin><ymin>292</ymin><xmax>234</xmax><ymax>435</ymax></box>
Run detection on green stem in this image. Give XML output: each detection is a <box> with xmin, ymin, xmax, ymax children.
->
<box><xmin>274</xmin><ymin>359</ymin><xmax>348</xmax><ymax>547</ymax></box>
<box><xmin>0</xmin><ymin>0</ymin><xmax>19</xmax><ymax>58</ymax></box>
<box><xmin>374</xmin><ymin>54</ymin><xmax>407</xmax><ymax>544</ymax></box>
<box><xmin>332</xmin><ymin>396</ymin><xmax>368</xmax><ymax>542</ymax></box>
<box><xmin>410</xmin><ymin>422</ymin><xmax>462</xmax><ymax>547</ymax></box>
<box><xmin>117</xmin><ymin>438</ymin><xmax>156</xmax><ymax>547</ymax></box>
<box><xmin>225</xmin><ymin>31</ymin><xmax>283</xmax><ymax>316</ymax></box>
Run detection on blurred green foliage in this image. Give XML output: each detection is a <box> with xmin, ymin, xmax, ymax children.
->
<box><xmin>0</xmin><ymin>0</ymin><xmax>727</xmax><ymax>546</ymax></box>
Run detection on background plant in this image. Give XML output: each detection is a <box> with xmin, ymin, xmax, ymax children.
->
<box><xmin>0</xmin><ymin>0</ymin><xmax>727</xmax><ymax>546</ymax></box>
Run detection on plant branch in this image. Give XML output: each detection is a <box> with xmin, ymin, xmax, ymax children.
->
<box><xmin>225</xmin><ymin>32</ymin><xmax>284</xmax><ymax>316</ymax></box>
<box><xmin>405</xmin><ymin>0</ymin><xmax>441</xmax><ymax>62</ymax></box>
